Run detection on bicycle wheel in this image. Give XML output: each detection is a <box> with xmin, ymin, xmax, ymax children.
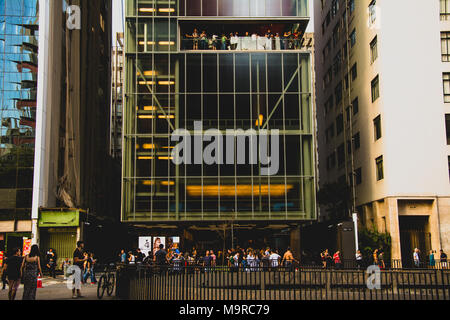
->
<box><xmin>97</xmin><ymin>275</ymin><xmax>106</xmax><ymax>299</ymax></box>
<box><xmin>107</xmin><ymin>273</ymin><xmax>115</xmax><ymax>296</ymax></box>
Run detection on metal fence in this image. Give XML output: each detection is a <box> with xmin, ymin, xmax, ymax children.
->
<box><xmin>115</xmin><ymin>265</ymin><xmax>450</xmax><ymax>301</ymax></box>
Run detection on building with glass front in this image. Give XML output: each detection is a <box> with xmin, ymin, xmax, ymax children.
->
<box><xmin>0</xmin><ymin>0</ymin><xmax>38</xmax><ymax>254</ymax></box>
<box><xmin>123</xmin><ymin>0</ymin><xmax>316</xmax><ymax>250</ymax></box>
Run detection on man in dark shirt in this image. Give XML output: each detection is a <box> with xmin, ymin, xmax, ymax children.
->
<box><xmin>155</xmin><ymin>244</ymin><xmax>167</xmax><ymax>267</ymax></box>
<box><xmin>72</xmin><ymin>241</ymin><xmax>87</xmax><ymax>299</ymax></box>
<box><xmin>441</xmin><ymin>250</ymin><xmax>448</xmax><ymax>269</ymax></box>
<box><xmin>2</xmin><ymin>248</ymin><xmax>23</xmax><ymax>300</ymax></box>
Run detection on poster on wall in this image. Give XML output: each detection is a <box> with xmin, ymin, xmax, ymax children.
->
<box><xmin>152</xmin><ymin>237</ymin><xmax>166</xmax><ymax>255</ymax></box>
<box><xmin>138</xmin><ymin>237</ymin><xmax>152</xmax><ymax>257</ymax></box>
<box><xmin>167</xmin><ymin>237</ymin><xmax>180</xmax><ymax>254</ymax></box>
<box><xmin>23</xmin><ymin>238</ymin><xmax>32</xmax><ymax>256</ymax></box>
<box><xmin>0</xmin><ymin>251</ymin><xmax>3</xmax><ymax>267</ymax></box>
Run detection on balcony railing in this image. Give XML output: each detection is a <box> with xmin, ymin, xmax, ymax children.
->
<box><xmin>181</xmin><ymin>35</ymin><xmax>305</xmax><ymax>51</ymax></box>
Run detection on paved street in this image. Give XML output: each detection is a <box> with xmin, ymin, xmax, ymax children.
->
<box><xmin>0</xmin><ymin>275</ymin><xmax>115</xmax><ymax>301</ymax></box>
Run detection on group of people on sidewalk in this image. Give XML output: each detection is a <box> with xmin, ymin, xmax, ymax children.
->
<box><xmin>1</xmin><ymin>245</ymin><xmax>43</xmax><ymax>300</ymax></box>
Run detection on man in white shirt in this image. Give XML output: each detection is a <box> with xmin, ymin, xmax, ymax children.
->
<box><xmin>269</xmin><ymin>250</ymin><xmax>281</xmax><ymax>269</ymax></box>
<box><xmin>413</xmin><ymin>248</ymin><xmax>420</xmax><ymax>268</ymax></box>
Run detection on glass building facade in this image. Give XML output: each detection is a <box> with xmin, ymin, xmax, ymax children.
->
<box><xmin>0</xmin><ymin>0</ymin><xmax>38</xmax><ymax>223</ymax></box>
<box><xmin>123</xmin><ymin>0</ymin><xmax>316</xmax><ymax>223</ymax></box>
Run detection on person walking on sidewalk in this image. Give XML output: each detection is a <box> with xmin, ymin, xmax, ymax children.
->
<box><xmin>20</xmin><ymin>245</ymin><xmax>43</xmax><ymax>300</ymax></box>
<box><xmin>72</xmin><ymin>241</ymin><xmax>87</xmax><ymax>299</ymax></box>
<box><xmin>2</xmin><ymin>248</ymin><xmax>23</xmax><ymax>300</ymax></box>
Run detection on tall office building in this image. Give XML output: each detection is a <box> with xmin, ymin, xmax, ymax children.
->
<box><xmin>315</xmin><ymin>0</ymin><xmax>450</xmax><ymax>263</ymax></box>
<box><xmin>123</xmin><ymin>0</ymin><xmax>316</xmax><ymax>252</ymax></box>
<box><xmin>0</xmin><ymin>0</ymin><xmax>39</xmax><ymax>254</ymax></box>
<box><xmin>111</xmin><ymin>32</ymin><xmax>124</xmax><ymax>160</ymax></box>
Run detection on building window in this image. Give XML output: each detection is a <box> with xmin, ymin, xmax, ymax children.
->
<box><xmin>353</xmin><ymin>132</ymin><xmax>361</xmax><ymax>150</ymax></box>
<box><xmin>444</xmin><ymin>73</ymin><xmax>450</xmax><ymax>103</ymax></box>
<box><xmin>336</xmin><ymin>113</ymin><xmax>344</xmax><ymax>135</ymax></box>
<box><xmin>369</xmin><ymin>0</ymin><xmax>377</xmax><ymax>25</ymax></box>
<box><xmin>352</xmin><ymin>97</ymin><xmax>359</xmax><ymax>115</ymax></box>
<box><xmin>335</xmin><ymin>81</ymin><xmax>343</xmax><ymax>104</ymax></box>
<box><xmin>376</xmin><ymin>156</ymin><xmax>384</xmax><ymax>181</ymax></box>
<box><xmin>351</xmin><ymin>63</ymin><xmax>357</xmax><ymax>81</ymax></box>
<box><xmin>350</xmin><ymin>29</ymin><xmax>356</xmax><ymax>47</ymax></box>
<box><xmin>333</xmin><ymin>51</ymin><xmax>342</xmax><ymax>75</ymax></box>
<box><xmin>325</xmin><ymin>95</ymin><xmax>334</xmax><ymax>114</ymax></box>
<box><xmin>441</xmin><ymin>0</ymin><xmax>450</xmax><ymax>21</ymax></box>
<box><xmin>371</xmin><ymin>75</ymin><xmax>380</xmax><ymax>102</ymax></box>
<box><xmin>337</xmin><ymin>144</ymin><xmax>345</xmax><ymax>167</ymax></box>
<box><xmin>370</xmin><ymin>36</ymin><xmax>378</xmax><ymax>63</ymax></box>
<box><xmin>349</xmin><ymin>0</ymin><xmax>355</xmax><ymax>15</ymax></box>
<box><xmin>443</xmin><ymin>32</ymin><xmax>450</xmax><ymax>62</ymax></box>
<box><xmin>446</xmin><ymin>114</ymin><xmax>450</xmax><ymax>145</ymax></box>
<box><xmin>355</xmin><ymin>167</ymin><xmax>362</xmax><ymax>185</ymax></box>
<box><xmin>327</xmin><ymin>152</ymin><xmax>336</xmax><ymax>170</ymax></box>
<box><xmin>326</xmin><ymin>124</ymin><xmax>335</xmax><ymax>143</ymax></box>
<box><xmin>374</xmin><ymin>115</ymin><xmax>382</xmax><ymax>140</ymax></box>
<box><xmin>448</xmin><ymin>156</ymin><xmax>450</xmax><ymax>181</ymax></box>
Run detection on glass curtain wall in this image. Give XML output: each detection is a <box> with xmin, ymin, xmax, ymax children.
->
<box><xmin>0</xmin><ymin>0</ymin><xmax>39</xmax><ymax>221</ymax></box>
<box><xmin>123</xmin><ymin>0</ymin><xmax>314</xmax><ymax>222</ymax></box>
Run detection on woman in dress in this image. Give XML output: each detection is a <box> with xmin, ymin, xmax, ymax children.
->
<box><xmin>20</xmin><ymin>244</ymin><xmax>43</xmax><ymax>300</ymax></box>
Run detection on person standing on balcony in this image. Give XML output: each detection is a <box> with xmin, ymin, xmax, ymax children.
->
<box><xmin>440</xmin><ymin>250</ymin><xmax>448</xmax><ymax>269</ymax></box>
<box><xmin>333</xmin><ymin>251</ymin><xmax>342</xmax><ymax>270</ymax></box>
<box><xmin>221</xmin><ymin>34</ymin><xmax>227</xmax><ymax>50</ymax></box>
<box><xmin>355</xmin><ymin>250</ymin><xmax>363</xmax><ymax>269</ymax></box>
<box><xmin>413</xmin><ymin>248</ymin><xmax>421</xmax><ymax>268</ymax></box>
<box><xmin>429</xmin><ymin>250</ymin><xmax>436</xmax><ymax>269</ymax></box>
<box><xmin>192</xmin><ymin>29</ymin><xmax>199</xmax><ymax>50</ymax></box>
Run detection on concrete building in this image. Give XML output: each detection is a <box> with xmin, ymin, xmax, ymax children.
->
<box><xmin>111</xmin><ymin>32</ymin><xmax>124</xmax><ymax>160</ymax></box>
<box><xmin>0</xmin><ymin>0</ymin><xmax>116</xmax><ymax>265</ymax></box>
<box><xmin>315</xmin><ymin>0</ymin><xmax>450</xmax><ymax>264</ymax></box>
<box><xmin>122</xmin><ymin>0</ymin><xmax>317</xmax><ymax>254</ymax></box>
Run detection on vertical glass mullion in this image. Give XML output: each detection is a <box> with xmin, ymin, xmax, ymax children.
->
<box><xmin>201</xmin><ymin>53</ymin><xmax>204</xmax><ymax>219</ymax></box>
<box><xmin>298</xmin><ymin>53</ymin><xmax>306</xmax><ymax>213</ymax></box>
<box><xmin>217</xmin><ymin>53</ymin><xmax>221</xmax><ymax>220</ymax></box>
<box><xmin>281</xmin><ymin>53</ymin><xmax>288</xmax><ymax>219</ymax></box>
<box><xmin>265</xmin><ymin>53</ymin><xmax>270</xmax><ymax>219</ymax></box>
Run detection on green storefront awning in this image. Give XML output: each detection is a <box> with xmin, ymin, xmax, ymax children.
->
<box><xmin>38</xmin><ymin>210</ymin><xmax>81</xmax><ymax>227</ymax></box>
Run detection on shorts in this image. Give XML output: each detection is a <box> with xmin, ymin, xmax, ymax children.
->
<box><xmin>8</xmin><ymin>279</ymin><xmax>20</xmax><ymax>291</ymax></box>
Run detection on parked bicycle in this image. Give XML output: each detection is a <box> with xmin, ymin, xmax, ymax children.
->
<box><xmin>97</xmin><ymin>263</ymin><xmax>116</xmax><ymax>299</ymax></box>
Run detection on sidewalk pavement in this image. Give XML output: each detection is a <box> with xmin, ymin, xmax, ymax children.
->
<box><xmin>0</xmin><ymin>275</ymin><xmax>115</xmax><ymax>301</ymax></box>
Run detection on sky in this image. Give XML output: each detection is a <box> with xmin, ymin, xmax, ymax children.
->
<box><xmin>111</xmin><ymin>0</ymin><xmax>315</xmax><ymax>41</ymax></box>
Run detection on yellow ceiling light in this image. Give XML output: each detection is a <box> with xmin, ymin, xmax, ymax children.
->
<box><xmin>186</xmin><ymin>184</ymin><xmax>294</xmax><ymax>197</ymax></box>
<box><xmin>136</xmin><ymin>144</ymin><xmax>140</xmax><ymax>149</ymax></box>
<box><xmin>138</xmin><ymin>156</ymin><xmax>155</xmax><ymax>160</ymax></box>
<box><xmin>158</xmin><ymin>81</ymin><xmax>175</xmax><ymax>85</ymax></box>
<box><xmin>142</xmin><ymin>144</ymin><xmax>156</xmax><ymax>149</ymax></box>
<box><xmin>139</xmin><ymin>8</ymin><xmax>156</xmax><ymax>12</ymax></box>
<box><xmin>162</xmin><ymin>146</ymin><xmax>174</xmax><ymax>149</ymax></box>
<box><xmin>158</xmin><ymin>115</ymin><xmax>175</xmax><ymax>119</ymax></box>
<box><xmin>138</xmin><ymin>115</ymin><xmax>155</xmax><ymax>119</ymax></box>
<box><xmin>138</xmin><ymin>41</ymin><xmax>156</xmax><ymax>45</ymax></box>
<box><xmin>158</xmin><ymin>156</ymin><xmax>174</xmax><ymax>160</ymax></box>
<box><xmin>160</xmin><ymin>181</ymin><xmax>175</xmax><ymax>186</ymax></box>
<box><xmin>142</xmin><ymin>180</ymin><xmax>155</xmax><ymax>185</ymax></box>
<box><xmin>143</xmin><ymin>106</ymin><xmax>156</xmax><ymax>111</ymax></box>
<box><xmin>136</xmin><ymin>71</ymin><xmax>156</xmax><ymax>77</ymax></box>
<box><xmin>158</xmin><ymin>8</ymin><xmax>175</xmax><ymax>13</ymax></box>
<box><xmin>159</xmin><ymin>41</ymin><xmax>175</xmax><ymax>45</ymax></box>
<box><xmin>138</xmin><ymin>81</ymin><xmax>155</xmax><ymax>85</ymax></box>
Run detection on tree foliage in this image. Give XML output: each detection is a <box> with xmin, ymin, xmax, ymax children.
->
<box><xmin>358</xmin><ymin>228</ymin><xmax>392</xmax><ymax>262</ymax></box>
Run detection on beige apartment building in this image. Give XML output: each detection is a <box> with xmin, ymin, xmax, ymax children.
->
<box><xmin>315</xmin><ymin>0</ymin><xmax>450</xmax><ymax>264</ymax></box>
